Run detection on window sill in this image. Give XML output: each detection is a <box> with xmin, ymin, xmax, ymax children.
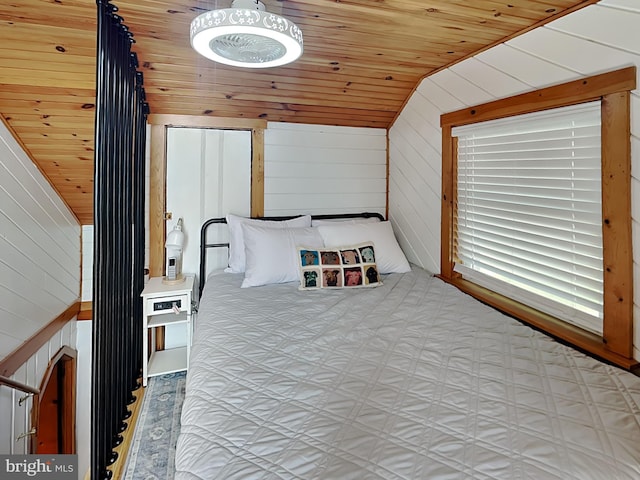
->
<box><xmin>438</xmin><ymin>275</ymin><xmax>639</xmax><ymax>371</ymax></box>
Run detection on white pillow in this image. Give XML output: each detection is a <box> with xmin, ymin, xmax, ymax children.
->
<box><xmin>311</xmin><ymin>216</ymin><xmax>381</xmax><ymax>227</ymax></box>
<box><xmin>225</xmin><ymin>214</ymin><xmax>312</xmax><ymax>273</ymax></box>
<box><xmin>241</xmin><ymin>224</ymin><xmax>324</xmax><ymax>288</ymax></box>
<box><xmin>317</xmin><ymin>221</ymin><xmax>410</xmax><ymax>274</ymax></box>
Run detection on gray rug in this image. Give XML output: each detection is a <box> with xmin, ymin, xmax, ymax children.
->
<box><xmin>124</xmin><ymin>371</ymin><xmax>186</xmax><ymax>479</ymax></box>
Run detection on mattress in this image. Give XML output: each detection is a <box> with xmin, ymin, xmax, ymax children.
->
<box><xmin>175</xmin><ymin>266</ymin><xmax>640</xmax><ymax>479</ymax></box>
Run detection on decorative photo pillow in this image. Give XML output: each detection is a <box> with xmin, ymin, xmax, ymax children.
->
<box><xmin>298</xmin><ymin>243</ymin><xmax>382</xmax><ymax>290</ymax></box>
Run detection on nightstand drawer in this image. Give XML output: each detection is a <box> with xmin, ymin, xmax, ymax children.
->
<box><xmin>147</xmin><ymin>294</ymin><xmax>188</xmax><ymax>314</ymax></box>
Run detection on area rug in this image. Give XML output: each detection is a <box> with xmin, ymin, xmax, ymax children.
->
<box><xmin>124</xmin><ymin>371</ymin><xmax>186</xmax><ymax>480</ymax></box>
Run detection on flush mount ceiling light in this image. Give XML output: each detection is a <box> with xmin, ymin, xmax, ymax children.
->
<box><xmin>190</xmin><ymin>0</ymin><xmax>303</xmax><ymax>68</ymax></box>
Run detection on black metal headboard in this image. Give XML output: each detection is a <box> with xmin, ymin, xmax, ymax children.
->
<box><xmin>199</xmin><ymin>212</ymin><xmax>385</xmax><ymax>296</ymax></box>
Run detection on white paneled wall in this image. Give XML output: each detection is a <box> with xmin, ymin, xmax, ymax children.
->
<box><xmin>75</xmin><ymin>320</ymin><xmax>91</xmax><ymax>479</ymax></box>
<box><xmin>389</xmin><ymin>0</ymin><xmax>640</xmax><ymax>358</ymax></box>
<box><xmin>0</xmin><ymin>120</ymin><xmax>81</xmax><ymax>360</ymax></box>
<box><xmin>264</xmin><ymin>122</ymin><xmax>387</xmax><ymax>217</ymax></box>
<box><xmin>81</xmin><ymin>225</ymin><xmax>93</xmax><ymax>302</ymax></box>
<box><xmin>0</xmin><ymin>117</ymin><xmax>81</xmax><ymax>456</ymax></box>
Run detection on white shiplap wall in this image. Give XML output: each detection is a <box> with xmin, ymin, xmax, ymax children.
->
<box><xmin>0</xmin><ymin>119</ymin><xmax>81</xmax><ymax>453</ymax></box>
<box><xmin>81</xmin><ymin>225</ymin><xmax>93</xmax><ymax>302</ymax></box>
<box><xmin>0</xmin><ymin>121</ymin><xmax>81</xmax><ymax>359</ymax></box>
<box><xmin>264</xmin><ymin>122</ymin><xmax>387</xmax><ymax>217</ymax></box>
<box><xmin>389</xmin><ymin>0</ymin><xmax>640</xmax><ymax>359</ymax></box>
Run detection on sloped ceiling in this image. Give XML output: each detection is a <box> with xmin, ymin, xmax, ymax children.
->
<box><xmin>0</xmin><ymin>0</ymin><xmax>597</xmax><ymax>224</ymax></box>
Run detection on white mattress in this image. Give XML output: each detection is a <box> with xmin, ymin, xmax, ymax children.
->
<box><xmin>175</xmin><ymin>267</ymin><xmax>640</xmax><ymax>479</ymax></box>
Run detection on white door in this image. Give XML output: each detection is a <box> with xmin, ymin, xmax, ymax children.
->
<box><xmin>166</xmin><ymin>126</ymin><xmax>251</xmax><ymax>292</ymax></box>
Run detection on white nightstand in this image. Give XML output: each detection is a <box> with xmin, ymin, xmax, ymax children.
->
<box><xmin>141</xmin><ymin>275</ymin><xmax>195</xmax><ymax>386</ymax></box>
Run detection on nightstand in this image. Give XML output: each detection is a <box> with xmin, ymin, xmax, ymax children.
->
<box><xmin>141</xmin><ymin>275</ymin><xmax>195</xmax><ymax>387</ymax></box>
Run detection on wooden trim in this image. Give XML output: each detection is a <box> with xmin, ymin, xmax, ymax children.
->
<box><xmin>441</xmin><ymin>67</ymin><xmax>636</xmax><ymax>128</ymax></box>
<box><xmin>440</xmin><ymin>67</ymin><xmax>637</xmax><ymax>367</ymax></box>
<box><xmin>601</xmin><ymin>91</ymin><xmax>633</xmax><ymax>357</ymax></box>
<box><xmin>154</xmin><ymin>326</ymin><xmax>165</xmax><ymax>355</ymax></box>
<box><xmin>385</xmin><ymin>133</ymin><xmax>390</xmax><ymax>220</ymax></box>
<box><xmin>79</xmin><ymin>229</ymin><xmax>84</xmax><ymax>312</ymax></box>
<box><xmin>440</xmin><ymin>127</ymin><xmax>454</xmax><ymax>279</ymax></box>
<box><xmin>442</xmin><ymin>276</ymin><xmax>638</xmax><ymax>371</ymax></box>
<box><xmin>60</xmin><ymin>351</ymin><xmax>76</xmax><ymax>454</ymax></box>
<box><xmin>149</xmin><ymin>116</ymin><xmax>268</xmax><ymax>274</ymax></box>
<box><xmin>149</xmin><ymin>124</ymin><xmax>168</xmax><ymax>352</ymax></box>
<box><xmin>0</xmin><ymin>302</ymin><xmax>80</xmax><ymax>378</ymax></box>
<box><xmin>149</xmin><ymin>123</ymin><xmax>166</xmax><ymax>278</ymax></box>
<box><xmin>106</xmin><ymin>384</ymin><xmax>145</xmax><ymax>480</ymax></box>
<box><xmin>31</xmin><ymin>346</ymin><xmax>77</xmax><ymax>454</ymax></box>
<box><xmin>77</xmin><ymin>301</ymin><xmax>92</xmax><ymax>321</ymax></box>
<box><xmin>148</xmin><ymin>114</ymin><xmax>267</xmax><ymax>130</ymax></box>
<box><xmin>251</xmin><ymin>128</ymin><xmax>265</xmax><ymax>217</ymax></box>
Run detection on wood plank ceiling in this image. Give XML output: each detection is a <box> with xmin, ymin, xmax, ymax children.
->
<box><xmin>0</xmin><ymin>0</ymin><xmax>596</xmax><ymax>225</ymax></box>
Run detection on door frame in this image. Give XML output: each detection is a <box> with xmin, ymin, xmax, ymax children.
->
<box><xmin>31</xmin><ymin>345</ymin><xmax>77</xmax><ymax>454</ymax></box>
<box><xmin>147</xmin><ymin>114</ymin><xmax>267</xmax><ymax>278</ymax></box>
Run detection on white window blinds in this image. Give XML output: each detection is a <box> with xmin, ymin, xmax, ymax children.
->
<box><xmin>452</xmin><ymin>101</ymin><xmax>603</xmax><ymax>334</ymax></box>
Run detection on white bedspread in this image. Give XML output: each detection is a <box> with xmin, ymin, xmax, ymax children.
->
<box><xmin>175</xmin><ymin>266</ymin><xmax>640</xmax><ymax>479</ymax></box>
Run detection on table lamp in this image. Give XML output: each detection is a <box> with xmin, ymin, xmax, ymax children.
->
<box><xmin>163</xmin><ymin>217</ymin><xmax>185</xmax><ymax>284</ymax></box>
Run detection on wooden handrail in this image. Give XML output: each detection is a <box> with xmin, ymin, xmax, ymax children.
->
<box><xmin>0</xmin><ymin>301</ymin><xmax>80</xmax><ymax>377</ymax></box>
<box><xmin>0</xmin><ymin>375</ymin><xmax>39</xmax><ymax>395</ymax></box>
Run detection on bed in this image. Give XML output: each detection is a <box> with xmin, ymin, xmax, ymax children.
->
<box><xmin>175</xmin><ymin>213</ymin><xmax>640</xmax><ymax>480</ymax></box>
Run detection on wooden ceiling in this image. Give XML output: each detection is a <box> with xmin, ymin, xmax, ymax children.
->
<box><xmin>0</xmin><ymin>0</ymin><xmax>596</xmax><ymax>225</ymax></box>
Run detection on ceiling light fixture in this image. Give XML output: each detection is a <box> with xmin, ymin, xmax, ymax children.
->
<box><xmin>190</xmin><ymin>0</ymin><xmax>303</xmax><ymax>68</ymax></box>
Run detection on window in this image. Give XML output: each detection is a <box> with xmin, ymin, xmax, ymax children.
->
<box><xmin>440</xmin><ymin>67</ymin><xmax>635</xmax><ymax>368</ymax></box>
<box><xmin>453</xmin><ymin>102</ymin><xmax>603</xmax><ymax>334</ymax></box>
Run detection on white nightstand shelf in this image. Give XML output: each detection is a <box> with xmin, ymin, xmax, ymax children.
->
<box><xmin>147</xmin><ymin>347</ymin><xmax>188</xmax><ymax>377</ymax></box>
<box><xmin>141</xmin><ymin>275</ymin><xmax>195</xmax><ymax>387</ymax></box>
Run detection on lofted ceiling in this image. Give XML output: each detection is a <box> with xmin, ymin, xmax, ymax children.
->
<box><xmin>0</xmin><ymin>0</ymin><xmax>596</xmax><ymax>225</ymax></box>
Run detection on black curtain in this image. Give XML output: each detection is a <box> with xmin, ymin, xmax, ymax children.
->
<box><xmin>92</xmin><ymin>1</ymin><xmax>149</xmax><ymax>478</ymax></box>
